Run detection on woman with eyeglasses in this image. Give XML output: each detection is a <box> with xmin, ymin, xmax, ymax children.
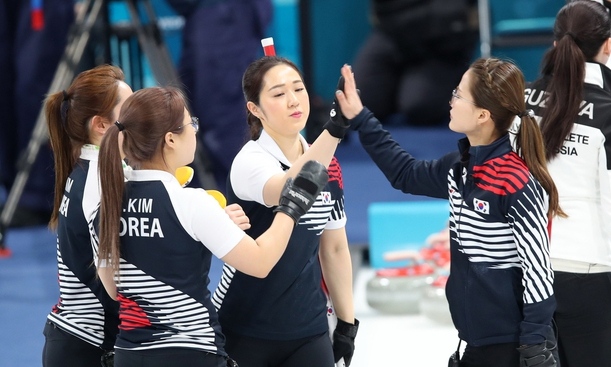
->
<box><xmin>212</xmin><ymin>56</ymin><xmax>358</xmax><ymax>367</ymax></box>
<box><xmin>525</xmin><ymin>1</ymin><xmax>611</xmax><ymax>365</ymax></box>
<box><xmin>335</xmin><ymin>58</ymin><xmax>563</xmax><ymax>366</ymax></box>
<box><xmin>42</xmin><ymin>65</ymin><xmax>133</xmax><ymax>366</ymax></box>
<box><xmin>92</xmin><ymin>86</ymin><xmax>328</xmax><ymax>367</ymax></box>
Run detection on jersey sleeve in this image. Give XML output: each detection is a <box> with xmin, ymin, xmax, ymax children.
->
<box><xmin>350</xmin><ymin>108</ymin><xmax>458</xmax><ymax>199</ymax></box>
<box><xmin>229</xmin><ymin>143</ymin><xmax>284</xmax><ymax>206</ymax></box>
<box><xmin>325</xmin><ymin>157</ymin><xmax>347</xmax><ymax>230</ymax></box>
<box><xmin>507</xmin><ymin>179</ymin><xmax>556</xmax><ymax>345</ymax></box>
<box><xmin>599</xmin><ymin>144</ymin><xmax>611</xmax><ymax>244</ymax></box>
<box><xmin>172</xmin><ymin>187</ymin><xmax>246</xmax><ymax>259</ymax></box>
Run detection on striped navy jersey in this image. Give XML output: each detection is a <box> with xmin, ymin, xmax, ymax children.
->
<box><xmin>47</xmin><ymin>147</ymin><xmax>119</xmax><ymax>350</ymax></box>
<box><xmin>351</xmin><ymin>108</ymin><xmax>556</xmax><ymax>346</ymax></box>
<box><xmin>90</xmin><ymin>170</ymin><xmax>245</xmax><ymax>353</ymax></box>
<box><xmin>213</xmin><ymin>130</ymin><xmax>347</xmax><ymax>340</ymax></box>
<box><xmin>525</xmin><ymin>62</ymin><xmax>611</xmax><ymax>268</ymax></box>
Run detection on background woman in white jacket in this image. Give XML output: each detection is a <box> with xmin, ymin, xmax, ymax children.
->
<box><xmin>525</xmin><ymin>1</ymin><xmax>611</xmax><ymax>365</ymax></box>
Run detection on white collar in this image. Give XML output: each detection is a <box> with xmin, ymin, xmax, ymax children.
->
<box><xmin>256</xmin><ymin>129</ymin><xmax>309</xmax><ymax>168</ymax></box>
<box><xmin>584</xmin><ymin>62</ymin><xmax>605</xmax><ymax>89</ymax></box>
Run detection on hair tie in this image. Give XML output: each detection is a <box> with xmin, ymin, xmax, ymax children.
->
<box><xmin>518</xmin><ymin>109</ymin><xmax>535</xmax><ymax>118</ymax></box>
<box><xmin>114</xmin><ymin>121</ymin><xmax>125</xmax><ymax>131</ymax></box>
<box><xmin>60</xmin><ymin>92</ymin><xmax>70</xmax><ymax>126</ymax></box>
<box><xmin>565</xmin><ymin>32</ymin><xmax>576</xmax><ymax>41</ymax></box>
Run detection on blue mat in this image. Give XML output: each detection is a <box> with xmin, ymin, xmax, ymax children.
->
<box><xmin>0</xmin><ymin>226</ymin><xmax>57</xmax><ymax>367</ymax></box>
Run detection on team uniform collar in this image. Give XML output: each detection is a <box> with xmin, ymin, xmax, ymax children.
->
<box><xmin>457</xmin><ymin>133</ymin><xmax>512</xmax><ymax>166</ymax></box>
<box><xmin>127</xmin><ymin>169</ymin><xmax>178</xmax><ymax>184</ymax></box>
<box><xmin>257</xmin><ymin>129</ymin><xmax>309</xmax><ymax>168</ymax></box>
<box><xmin>584</xmin><ymin>61</ymin><xmax>611</xmax><ymax>89</ymax></box>
<box><xmin>80</xmin><ymin>144</ymin><xmax>100</xmax><ymax>161</ymax></box>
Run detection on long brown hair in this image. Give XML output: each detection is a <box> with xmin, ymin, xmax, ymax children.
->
<box><xmin>97</xmin><ymin>87</ymin><xmax>187</xmax><ymax>271</ymax></box>
<box><xmin>539</xmin><ymin>0</ymin><xmax>611</xmax><ymax>160</ymax></box>
<box><xmin>469</xmin><ymin>58</ymin><xmax>564</xmax><ymax>218</ymax></box>
<box><xmin>44</xmin><ymin>65</ymin><xmax>125</xmax><ymax>228</ymax></box>
<box><xmin>242</xmin><ymin>56</ymin><xmax>304</xmax><ymax>140</ymax></box>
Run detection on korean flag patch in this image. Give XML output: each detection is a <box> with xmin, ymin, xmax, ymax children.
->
<box><xmin>321</xmin><ymin>191</ymin><xmax>332</xmax><ymax>205</ymax></box>
<box><xmin>473</xmin><ymin>198</ymin><xmax>489</xmax><ymax>214</ymax></box>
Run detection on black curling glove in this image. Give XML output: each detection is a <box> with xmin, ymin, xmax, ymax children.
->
<box><xmin>273</xmin><ymin>160</ymin><xmax>328</xmax><ymax>224</ymax></box>
<box><xmin>332</xmin><ymin>318</ymin><xmax>359</xmax><ymax>366</ymax></box>
<box><xmin>518</xmin><ymin>342</ymin><xmax>556</xmax><ymax>367</ymax></box>
<box><xmin>323</xmin><ymin>76</ymin><xmax>350</xmax><ymax>139</ymax></box>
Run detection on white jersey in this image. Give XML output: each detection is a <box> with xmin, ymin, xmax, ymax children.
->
<box><xmin>525</xmin><ymin>62</ymin><xmax>611</xmax><ymax>269</ymax></box>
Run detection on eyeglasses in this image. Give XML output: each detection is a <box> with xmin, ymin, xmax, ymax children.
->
<box><xmin>175</xmin><ymin>116</ymin><xmax>199</xmax><ymax>133</ymax></box>
<box><xmin>450</xmin><ymin>89</ymin><xmax>476</xmax><ymax>106</ymax></box>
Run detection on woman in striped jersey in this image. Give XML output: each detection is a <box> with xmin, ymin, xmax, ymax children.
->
<box><xmin>213</xmin><ymin>57</ymin><xmax>357</xmax><ymax>367</ymax></box>
<box><xmin>526</xmin><ymin>1</ymin><xmax>611</xmax><ymax>365</ymax></box>
<box><xmin>93</xmin><ymin>86</ymin><xmax>328</xmax><ymax>367</ymax></box>
<box><xmin>337</xmin><ymin>58</ymin><xmax>563</xmax><ymax>366</ymax></box>
<box><xmin>42</xmin><ymin>65</ymin><xmax>133</xmax><ymax>366</ymax></box>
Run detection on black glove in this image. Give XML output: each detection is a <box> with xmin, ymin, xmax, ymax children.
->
<box><xmin>100</xmin><ymin>350</ymin><xmax>114</xmax><ymax>367</ymax></box>
<box><xmin>323</xmin><ymin>76</ymin><xmax>350</xmax><ymax>139</ymax></box>
<box><xmin>518</xmin><ymin>342</ymin><xmax>556</xmax><ymax>367</ymax></box>
<box><xmin>274</xmin><ymin>160</ymin><xmax>328</xmax><ymax>224</ymax></box>
<box><xmin>332</xmin><ymin>318</ymin><xmax>359</xmax><ymax>366</ymax></box>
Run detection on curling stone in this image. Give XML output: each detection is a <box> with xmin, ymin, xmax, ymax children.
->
<box><xmin>419</xmin><ymin>243</ymin><xmax>451</xmax><ymax>269</ymax></box>
<box><xmin>366</xmin><ymin>263</ymin><xmax>435</xmax><ymax>314</ymax></box>
<box><xmin>419</xmin><ymin>275</ymin><xmax>453</xmax><ymax>325</ymax></box>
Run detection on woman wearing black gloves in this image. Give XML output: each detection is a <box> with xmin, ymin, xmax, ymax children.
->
<box><xmin>336</xmin><ymin>60</ymin><xmax>562</xmax><ymax>366</ymax></box>
<box><xmin>93</xmin><ymin>86</ymin><xmax>329</xmax><ymax>367</ymax></box>
<box><xmin>212</xmin><ymin>56</ymin><xmax>358</xmax><ymax>367</ymax></box>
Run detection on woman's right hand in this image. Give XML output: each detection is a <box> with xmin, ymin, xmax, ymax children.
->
<box><xmin>335</xmin><ymin>64</ymin><xmax>364</xmax><ymax>120</ymax></box>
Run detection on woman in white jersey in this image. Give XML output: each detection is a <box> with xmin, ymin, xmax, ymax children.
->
<box><xmin>94</xmin><ymin>86</ymin><xmax>328</xmax><ymax>367</ymax></box>
<box><xmin>525</xmin><ymin>1</ymin><xmax>611</xmax><ymax>365</ymax></box>
<box><xmin>213</xmin><ymin>56</ymin><xmax>358</xmax><ymax>367</ymax></box>
<box><xmin>42</xmin><ymin>65</ymin><xmax>133</xmax><ymax>366</ymax></box>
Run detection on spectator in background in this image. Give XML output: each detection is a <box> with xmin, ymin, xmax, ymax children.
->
<box><xmin>166</xmin><ymin>0</ymin><xmax>273</xmax><ymax>191</ymax></box>
<box><xmin>352</xmin><ymin>0</ymin><xmax>478</xmax><ymax>126</ymax></box>
<box><xmin>0</xmin><ymin>1</ymin><xmax>75</xmax><ymax>226</ymax></box>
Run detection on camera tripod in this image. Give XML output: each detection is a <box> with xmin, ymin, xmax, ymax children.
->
<box><xmin>0</xmin><ymin>0</ymin><xmax>216</xmax><ymax>256</ymax></box>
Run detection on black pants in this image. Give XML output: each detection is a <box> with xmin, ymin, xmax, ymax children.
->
<box><xmin>42</xmin><ymin>321</ymin><xmax>106</xmax><ymax>367</ymax></box>
<box><xmin>114</xmin><ymin>347</ymin><xmax>228</xmax><ymax>367</ymax></box>
<box><xmin>459</xmin><ymin>342</ymin><xmax>520</xmax><ymax>367</ymax></box>
<box><xmin>223</xmin><ymin>330</ymin><xmax>334</xmax><ymax>367</ymax></box>
<box><xmin>554</xmin><ymin>271</ymin><xmax>611</xmax><ymax>367</ymax></box>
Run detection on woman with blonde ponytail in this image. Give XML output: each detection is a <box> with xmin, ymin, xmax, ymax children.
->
<box><xmin>336</xmin><ymin>57</ymin><xmax>560</xmax><ymax>366</ymax></box>
<box><xmin>526</xmin><ymin>1</ymin><xmax>611</xmax><ymax>365</ymax></box>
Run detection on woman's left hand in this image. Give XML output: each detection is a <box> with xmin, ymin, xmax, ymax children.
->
<box><xmin>225</xmin><ymin>203</ymin><xmax>251</xmax><ymax>230</ymax></box>
<box><xmin>335</xmin><ymin>64</ymin><xmax>364</xmax><ymax>120</ymax></box>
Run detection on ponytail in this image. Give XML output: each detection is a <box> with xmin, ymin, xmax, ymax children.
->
<box><xmin>247</xmin><ymin>109</ymin><xmax>263</xmax><ymax>140</ymax></box>
<box><xmin>45</xmin><ymin>91</ymin><xmax>77</xmax><ymax>228</ymax></box>
<box><xmin>515</xmin><ymin>115</ymin><xmax>565</xmax><ymax>218</ymax></box>
<box><xmin>539</xmin><ymin>36</ymin><xmax>585</xmax><ymax>161</ymax></box>
<box><xmin>98</xmin><ymin>125</ymin><xmax>125</xmax><ymax>273</ymax></box>
<box><xmin>540</xmin><ymin>0</ymin><xmax>611</xmax><ymax>160</ymax></box>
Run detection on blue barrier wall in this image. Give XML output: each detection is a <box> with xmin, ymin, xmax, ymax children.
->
<box><xmin>310</xmin><ymin>0</ymin><xmax>370</xmax><ymax>101</ymax></box>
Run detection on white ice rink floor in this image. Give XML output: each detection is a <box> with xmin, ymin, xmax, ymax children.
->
<box><xmin>349</xmin><ymin>267</ymin><xmax>459</xmax><ymax>367</ymax></box>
